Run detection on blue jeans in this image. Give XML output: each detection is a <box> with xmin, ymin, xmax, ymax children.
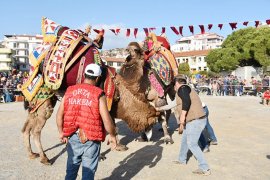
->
<box><xmin>199</xmin><ymin>106</ymin><xmax>218</xmax><ymax>149</ymax></box>
<box><xmin>179</xmin><ymin>118</ymin><xmax>209</xmax><ymax>171</ymax></box>
<box><xmin>66</xmin><ymin>133</ymin><xmax>101</xmax><ymax>180</ymax></box>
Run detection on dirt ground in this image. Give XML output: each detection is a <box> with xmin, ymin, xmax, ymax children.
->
<box><xmin>0</xmin><ymin>95</ymin><xmax>270</xmax><ymax>180</ymax></box>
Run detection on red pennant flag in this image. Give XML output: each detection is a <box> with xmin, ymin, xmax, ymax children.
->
<box><xmin>179</xmin><ymin>26</ymin><xmax>183</xmax><ymax>36</ymax></box>
<box><xmin>143</xmin><ymin>28</ymin><xmax>149</xmax><ymax>36</ymax></box>
<box><xmin>170</xmin><ymin>27</ymin><xmax>179</xmax><ymax>35</ymax></box>
<box><xmin>208</xmin><ymin>24</ymin><xmax>213</xmax><ymax>31</ymax></box>
<box><xmin>218</xmin><ymin>24</ymin><xmax>223</xmax><ymax>30</ymax></box>
<box><xmin>255</xmin><ymin>21</ymin><xmax>260</xmax><ymax>27</ymax></box>
<box><xmin>161</xmin><ymin>27</ymin><xmax>166</xmax><ymax>34</ymax></box>
<box><xmin>189</xmin><ymin>25</ymin><xmax>194</xmax><ymax>34</ymax></box>
<box><xmin>266</xmin><ymin>19</ymin><xmax>270</xmax><ymax>25</ymax></box>
<box><xmin>116</xmin><ymin>29</ymin><xmax>120</xmax><ymax>34</ymax></box>
<box><xmin>126</xmin><ymin>29</ymin><xmax>130</xmax><ymax>37</ymax></box>
<box><xmin>243</xmin><ymin>21</ymin><xmax>249</xmax><ymax>26</ymax></box>
<box><xmin>229</xmin><ymin>23</ymin><xmax>237</xmax><ymax>30</ymax></box>
<box><xmin>134</xmin><ymin>28</ymin><xmax>138</xmax><ymax>38</ymax></box>
<box><xmin>199</xmin><ymin>25</ymin><xmax>205</xmax><ymax>34</ymax></box>
<box><xmin>93</xmin><ymin>29</ymin><xmax>101</xmax><ymax>34</ymax></box>
<box><xmin>109</xmin><ymin>29</ymin><xmax>116</xmax><ymax>35</ymax></box>
<box><xmin>149</xmin><ymin>27</ymin><xmax>156</xmax><ymax>32</ymax></box>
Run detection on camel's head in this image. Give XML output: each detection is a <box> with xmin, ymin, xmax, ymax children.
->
<box><xmin>125</xmin><ymin>42</ymin><xmax>143</xmax><ymax>64</ymax></box>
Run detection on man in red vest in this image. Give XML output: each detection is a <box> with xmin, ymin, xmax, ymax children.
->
<box><xmin>56</xmin><ymin>63</ymin><xmax>117</xmax><ymax>180</ymax></box>
<box><xmin>262</xmin><ymin>88</ymin><xmax>270</xmax><ymax>105</ymax></box>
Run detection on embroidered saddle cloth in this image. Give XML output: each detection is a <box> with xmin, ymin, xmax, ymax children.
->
<box><xmin>44</xmin><ymin>29</ymin><xmax>83</xmax><ymax>90</ymax></box>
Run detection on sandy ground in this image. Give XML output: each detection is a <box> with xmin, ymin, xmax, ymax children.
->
<box><xmin>0</xmin><ymin>95</ymin><xmax>270</xmax><ymax>180</ymax></box>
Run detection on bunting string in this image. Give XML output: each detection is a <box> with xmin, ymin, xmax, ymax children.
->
<box><xmin>92</xmin><ymin>19</ymin><xmax>270</xmax><ymax>38</ymax></box>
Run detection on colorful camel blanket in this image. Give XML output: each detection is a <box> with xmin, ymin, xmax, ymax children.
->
<box><xmin>44</xmin><ymin>29</ymin><xmax>83</xmax><ymax>90</ymax></box>
<box><xmin>29</xmin><ymin>85</ymin><xmax>55</xmax><ymax>114</ymax></box>
<box><xmin>21</xmin><ymin>42</ymin><xmax>52</xmax><ymax>101</ymax></box>
<box><xmin>41</xmin><ymin>17</ymin><xmax>62</xmax><ymax>43</ymax></box>
<box><xmin>148</xmin><ymin>52</ymin><xmax>173</xmax><ymax>86</ymax></box>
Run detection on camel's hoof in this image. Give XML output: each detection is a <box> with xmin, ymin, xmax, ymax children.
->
<box><xmin>40</xmin><ymin>158</ymin><xmax>51</xmax><ymax>165</ymax></box>
<box><xmin>164</xmin><ymin>136</ymin><xmax>174</xmax><ymax>144</ymax></box>
<box><xmin>115</xmin><ymin>144</ymin><xmax>128</xmax><ymax>151</ymax></box>
<box><xmin>29</xmin><ymin>153</ymin><xmax>39</xmax><ymax>159</ymax></box>
<box><xmin>135</xmin><ymin>137</ymin><xmax>148</xmax><ymax>142</ymax></box>
<box><xmin>99</xmin><ymin>154</ymin><xmax>106</xmax><ymax>161</ymax></box>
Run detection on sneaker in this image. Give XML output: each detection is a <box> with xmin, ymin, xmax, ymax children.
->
<box><xmin>203</xmin><ymin>147</ymin><xmax>210</xmax><ymax>153</ymax></box>
<box><xmin>172</xmin><ymin>160</ymin><xmax>186</xmax><ymax>165</ymax></box>
<box><xmin>192</xmin><ymin>169</ymin><xmax>211</xmax><ymax>176</ymax></box>
<box><xmin>210</xmin><ymin>141</ymin><xmax>218</xmax><ymax>145</ymax></box>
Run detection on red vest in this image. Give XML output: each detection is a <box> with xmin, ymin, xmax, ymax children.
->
<box><xmin>264</xmin><ymin>91</ymin><xmax>270</xmax><ymax>99</ymax></box>
<box><xmin>63</xmin><ymin>84</ymin><xmax>106</xmax><ymax>141</ymax></box>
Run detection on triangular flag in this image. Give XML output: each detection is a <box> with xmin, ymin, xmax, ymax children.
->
<box><xmin>189</xmin><ymin>25</ymin><xmax>194</xmax><ymax>34</ymax></box>
<box><xmin>161</xmin><ymin>27</ymin><xmax>166</xmax><ymax>34</ymax></box>
<box><xmin>199</xmin><ymin>25</ymin><xmax>205</xmax><ymax>34</ymax></box>
<box><xmin>116</xmin><ymin>29</ymin><xmax>120</xmax><ymax>34</ymax></box>
<box><xmin>179</xmin><ymin>26</ymin><xmax>183</xmax><ymax>36</ymax></box>
<box><xmin>255</xmin><ymin>21</ymin><xmax>260</xmax><ymax>27</ymax></box>
<box><xmin>218</xmin><ymin>24</ymin><xmax>223</xmax><ymax>30</ymax></box>
<box><xmin>134</xmin><ymin>28</ymin><xmax>138</xmax><ymax>38</ymax></box>
<box><xmin>208</xmin><ymin>24</ymin><xmax>213</xmax><ymax>31</ymax></box>
<box><xmin>266</xmin><ymin>19</ymin><xmax>270</xmax><ymax>25</ymax></box>
<box><xmin>243</xmin><ymin>21</ymin><xmax>249</xmax><ymax>26</ymax></box>
<box><xmin>126</xmin><ymin>29</ymin><xmax>130</xmax><ymax>37</ymax></box>
<box><xmin>143</xmin><ymin>28</ymin><xmax>149</xmax><ymax>36</ymax></box>
<box><xmin>149</xmin><ymin>27</ymin><xmax>156</xmax><ymax>32</ymax></box>
<box><xmin>229</xmin><ymin>23</ymin><xmax>237</xmax><ymax>30</ymax></box>
<box><xmin>170</xmin><ymin>27</ymin><xmax>179</xmax><ymax>35</ymax></box>
<box><xmin>109</xmin><ymin>29</ymin><xmax>116</xmax><ymax>35</ymax></box>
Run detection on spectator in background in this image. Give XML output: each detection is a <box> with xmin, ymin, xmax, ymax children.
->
<box><xmin>262</xmin><ymin>88</ymin><xmax>270</xmax><ymax>106</ymax></box>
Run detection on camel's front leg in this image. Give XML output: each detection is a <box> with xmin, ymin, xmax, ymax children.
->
<box><xmin>22</xmin><ymin>114</ymin><xmax>39</xmax><ymax>159</ymax></box>
<box><xmin>160</xmin><ymin>110</ymin><xmax>174</xmax><ymax>144</ymax></box>
<box><xmin>33</xmin><ymin>105</ymin><xmax>54</xmax><ymax>165</ymax></box>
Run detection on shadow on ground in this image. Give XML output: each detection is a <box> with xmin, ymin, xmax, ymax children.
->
<box><xmin>102</xmin><ymin>141</ymin><xmax>163</xmax><ymax>180</ymax></box>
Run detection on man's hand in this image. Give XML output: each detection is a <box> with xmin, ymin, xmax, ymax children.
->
<box><xmin>178</xmin><ymin>123</ymin><xmax>185</xmax><ymax>134</ymax></box>
<box><xmin>59</xmin><ymin>133</ymin><xmax>68</xmax><ymax>144</ymax></box>
<box><xmin>107</xmin><ymin>135</ymin><xmax>117</xmax><ymax>150</ymax></box>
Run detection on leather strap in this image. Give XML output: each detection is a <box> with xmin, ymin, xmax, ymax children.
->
<box><xmin>76</xmin><ymin>56</ymin><xmax>86</xmax><ymax>84</ymax></box>
<box><xmin>65</xmin><ymin>42</ymin><xmax>92</xmax><ymax>72</ymax></box>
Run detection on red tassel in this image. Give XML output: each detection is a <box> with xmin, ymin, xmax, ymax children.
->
<box><xmin>243</xmin><ymin>21</ymin><xmax>249</xmax><ymax>26</ymax></box>
<box><xmin>255</xmin><ymin>21</ymin><xmax>260</xmax><ymax>27</ymax></box>
<box><xmin>189</xmin><ymin>25</ymin><xmax>194</xmax><ymax>34</ymax></box>
<box><xmin>218</xmin><ymin>24</ymin><xmax>223</xmax><ymax>30</ymax></box>
<box><xmin>229</xmin><ymin>23</ymin><xmax>237</xmax><ymax>30</ymax></box>
<box><xmin>199</xmin><ymin>25</ymin><xmax>205</xmax><ymax>34</ymax></box>
<box><xmin>126</xmin><ymin>29</ymin><xmax>130</xmax><ymax>37</ymax></box>
<box><xmin>208</xmin><ymin>24</ymin><xmax>213</xmax><ymax>31</ymax></box>
<box><xmin>143</xmin><ymin>28</ymin><xmax>149</xmax><ymax>36</ymax></box>
<box><xmin>179</xmin><ymin>26</ymin><xmax>183</xmax><ymax>36</ymax></box>
<box><xmin>170</xmin><ymin>27</ymin><xmax>179</xmax><ymax>35</ymax></box>
<box><xmin>266</xmin><ymin>19</ymin><xmax>270</xmax><ymax>25</ymax></box>
<box><xmin>161</xmin><ymin>27</ymin><xmax>166</xmax><ymax>34</ymax></box>
<box><xmin>134</xmin><ymin>28</ymin><xmax>138</xmax><ymax>38</ymax></box>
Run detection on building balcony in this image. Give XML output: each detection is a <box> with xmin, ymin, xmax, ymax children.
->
<box><xmin>0</xmin><ymin>58</ymin><xmax>12</xmax><ymax>62</ymax></box>
<box><xmin>0</xmin><ymin>48</ymin><xmax>12</xmax><ymax>54</ymax></box>
<box><xmin>0</xmin><ymin>66</ymin><xmax>12</xmax><ymax>71</ymax></box>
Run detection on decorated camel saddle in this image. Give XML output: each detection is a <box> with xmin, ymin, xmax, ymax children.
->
<box><xmin>143</xmin><ymin>33</ymin><xmax>178</xmax><ymax>98</ymax></box>
<box><xmin>21</xmin><ymin>17</ymin><xmax>116</xmax><ymax>113</ymax></box>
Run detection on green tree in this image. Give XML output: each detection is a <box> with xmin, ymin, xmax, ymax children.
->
<box><xmin>178</xmin><ymin>62</ymin><xmax>190</xmax><ymax>76</ymax></box>
<box><xmin>206</xmin><ymin>27</ymin><xmax>270</xmax><ymax>72</ymax></box>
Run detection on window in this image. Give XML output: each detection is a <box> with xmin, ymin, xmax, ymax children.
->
<box><xmin>199</xmin><ymin>57</ymin><xmax>202</xmax><ymax>62</ymax></box>
<box><xmin>204</xmin><ymin>67</ymin><xmax>207</xmax><ymax>71</ymax></box>
<box><xmin>107</xmin><ymin>62</ymin><xmax>113</xmax><ymax>66</ymax></box>
<box><xmin>117</xmin><ymin>62</ymin><xmax>122</xmax><ymax>67</ymax></box>
<box><xmin>198</xmin><ymin>67</ymin><xmax>201</xmax><ymax>71</ymax></box>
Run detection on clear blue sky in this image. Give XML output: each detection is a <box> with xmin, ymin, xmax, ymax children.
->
<box><xmin>1</xmin><ymin>0</ymin><xmax>270</xmax><ymax>49</ymax></box>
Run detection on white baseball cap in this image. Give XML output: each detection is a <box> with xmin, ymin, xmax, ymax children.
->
<box><xmin>84</xmin><ymin>63</ymin><xmax>102</xmax><ymax>77</ymax></box>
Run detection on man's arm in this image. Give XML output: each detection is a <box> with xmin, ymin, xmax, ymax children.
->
<box><xmin>56</xmin><ymin>97</ymin><xmax>68</xmax><ymax>143</ymax></box>
<box><xmin>99</xmin><ymin>95</ymin><xmax>117</xmax><ymax>149</ymax></box>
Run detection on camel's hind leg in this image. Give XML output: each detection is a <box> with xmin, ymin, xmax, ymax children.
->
<box><xmin>32</xmin><ymin>100</ymin><xmax>54</xmax><ymax>165</ymax></box>
<box><xmin>22</xmin><ymin>114</ymin><xmax>39</xmax><ymax>159</ymax></box>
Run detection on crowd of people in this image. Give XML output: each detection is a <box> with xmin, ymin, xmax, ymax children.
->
<box><xmin>189</xmin><ymin>74</ymin><xmax>270</xmax><ymax>97</ymax></box>
<box><xmin>0</xmin><ymin>69</ymin><xmax>28</xmax><ymax>103</ymax></box>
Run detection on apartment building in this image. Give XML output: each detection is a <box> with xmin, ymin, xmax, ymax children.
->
<box><xmin>2</xmin><ymin>34</ymin><xmax>43</xmax><ymax>71</ymax></box>
<box><xmin>0</xmin><ymin>47</ymin><xmax>13</xmax><ymax>71</ymax></box>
